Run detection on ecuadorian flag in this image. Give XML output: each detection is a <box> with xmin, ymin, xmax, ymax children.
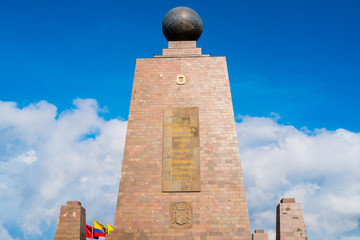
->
<box><xmin>94</xmin><ymin>220</ymin><xmax>106</xmax><ymax>237</ymax></box>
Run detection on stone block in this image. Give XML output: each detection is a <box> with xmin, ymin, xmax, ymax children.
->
<box><xmin>252</xmin><ymin>229</ymin><xmax>269</xmax><ymax>240</ymax></box>
<box><xmin>54</xmin><ymin>201</ymin><xmax>86</xmax><ymax>240</ymax></box>
<box><xmin>276</xmin><ymin>198</ymin><xmax>307</xmax><ymax>240</ymax></box>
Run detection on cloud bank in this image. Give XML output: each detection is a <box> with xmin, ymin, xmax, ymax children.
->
<box><xmin>237</xmin><ymin>115</ymin><xmax>360</xmax><ymax>240</ymax></box>
<box><xmin>0</xmin><ymin>100</ymin><xmax>359</xmax><ymax>239</ymax></box>
<box><xmin>0</xmin><ymin>99</ymin><xmax>127</xmax><ymax>239</ymax></box>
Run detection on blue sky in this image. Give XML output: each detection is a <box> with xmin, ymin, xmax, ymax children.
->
<box><xmin>0</xmin><ymin>1</ymin><xmax>360</xmax><ymax>240</ymax></box>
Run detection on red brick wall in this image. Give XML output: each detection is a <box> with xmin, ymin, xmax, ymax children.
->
<box><xmin>54</xmin><ymin>201</ymin><xmax>86</xmax><ymax>240</ymax></box>
<box><xmin>108</xmin><ymin>42</ymin><xmax>251</xmax><ymax>240</ymax></box>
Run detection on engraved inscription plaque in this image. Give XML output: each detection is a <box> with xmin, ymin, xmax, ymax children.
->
<box><xmin>170</xmin><ymin>202</ymin><xmax>193</xmax><ymax>229</ymax></box>
<box><xmin>162</xmin><ymin>107</ymin><xmax>200</xmax><ymax>192</ymax></box>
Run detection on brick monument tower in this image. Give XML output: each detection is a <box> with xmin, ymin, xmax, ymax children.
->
<box><xmin>107</xmin><ymin>6</ymin><xmax>251</xmax><ymax>239</ymax></box>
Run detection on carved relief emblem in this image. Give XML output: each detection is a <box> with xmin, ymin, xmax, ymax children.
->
<box><xmin>170</xmin><ymin>202</ymin><xmax>193</xmax><ymax>228</ymax></box>
<box><xmin>176</xmin><ymin>75</ymin><xmax>186</xmax><ymax>85</ymax></box>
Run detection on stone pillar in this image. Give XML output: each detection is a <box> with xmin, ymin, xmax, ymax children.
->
<box><xmin>252</xmin><ymin>229</ymin><xmax>269</xmax><ymax>240</ymax></box>
<box><xmin>108</xmin><ymin>6</ymin><xmax>251</xmax><ymax>240</ymax></box>
<box><xmin>276</xmin><ymin>198</ymin><xmax>307</xmax><ymax>240</ymax></box>
<box><xmin>54</xmin><ymin>201</ymin><xmax>86</xmax><ymax>240</ymax></box>
<box><xmin>107</xmin><ymin>39</ymin><xmax>251</xmax><ymax>239</ymax></box>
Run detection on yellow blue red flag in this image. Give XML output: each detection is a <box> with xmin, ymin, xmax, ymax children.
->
<box><xmin>94</xmin><ymin>220</ymin><xmax>106</xmax><ymax>237</ymax></box>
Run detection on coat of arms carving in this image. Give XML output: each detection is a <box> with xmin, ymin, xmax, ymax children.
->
<box><xmin>170</xmin><ymin>202</ymin><xmax>193</xmax><ymax>228</ymax></box>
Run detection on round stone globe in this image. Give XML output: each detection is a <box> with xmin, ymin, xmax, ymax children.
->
<box><xmin>162</xmin><ymin>6</ymin><xmax>203</xmax><ymax>41</ymax></box>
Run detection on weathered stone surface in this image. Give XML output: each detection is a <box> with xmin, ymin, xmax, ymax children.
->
<box><xmin>276</xmin><ymin>198</ymin><xmax>307</xmax><ymax>240</ymax></box>
<box><xmin>54</xmin><ymin>201</ymin><xmax>86</xmax><ymax>240</ymax></box>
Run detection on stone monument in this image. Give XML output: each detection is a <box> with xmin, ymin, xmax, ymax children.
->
<box><xmin>276</xmin><ymin>198</ymin><xmax>307</xmax><ymax>240</ymax></box>
<box><xmin>53</xmin><ymin>6</ymin><xmax>309</xmax><ymax>240</ymax></box>
<box><xmin>54</xmin><ymin>201</ymin><xmax>86</xmax><ymax>240</ymax></box>
<box><xmin>107</xmin><ymin>6</ymin><xmax>252</xmax><ymax>240</ymax></box>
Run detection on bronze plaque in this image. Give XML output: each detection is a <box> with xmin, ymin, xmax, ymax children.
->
<box><xmin>170</xmin><ymin>202</ymin><xmax>193</xmax><ymax>228</ymax></box>
<box><xmin>162</xmin><ymin>107</ymin><xmax>200</xmax><ymax>192</ymax></box>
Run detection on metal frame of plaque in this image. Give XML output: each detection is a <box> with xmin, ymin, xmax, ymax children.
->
<box><xmin>162</xmin><ymin>107</ymin><xmax>200</xmax><ymax>192</ymax></box>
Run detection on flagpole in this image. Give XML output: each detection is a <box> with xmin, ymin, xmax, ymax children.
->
<box><xmin>92</xmin><ymin>217</ymin><xmax>94</xmax><ymax>239</ymax></box>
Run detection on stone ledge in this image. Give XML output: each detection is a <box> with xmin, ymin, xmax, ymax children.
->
<box><xmin>280</xmin><ymin>198</ymin><xmax>296</xmax><ymax>203</ymax></box>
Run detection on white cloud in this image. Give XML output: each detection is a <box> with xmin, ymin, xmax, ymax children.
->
<box><xmin>1</xmin><ymin>101</ymin><xmax>359</xmax><ymax>240</ymax></box>
<box><xmin>0</xmin><ymin>99</ymin><xmax>127</xmax><ymax>238</ymax></box>
<box><xmin>12</xmin><ymin>149</ymin><xmax>37</xmax><ymax>165</ymax></box>
<box><xmin>237</xmin><ymin>115</ymin><xmax>360</xmax><ymax>240</ymax></box>
<box><xmin>267</xmin><ymin>229</ymin><xmax>276</xmax><ymax>240</ymax></box>
<box><xmin>343</xmin><ymin>237</ymin><xmax>360</xmax><ymax>240</ymax></box>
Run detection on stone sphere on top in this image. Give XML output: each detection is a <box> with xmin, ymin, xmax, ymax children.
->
<box><xmin>162</xmin><ymin>6</ymin><xmax>203</xmax><ymax>41</ymax></box>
